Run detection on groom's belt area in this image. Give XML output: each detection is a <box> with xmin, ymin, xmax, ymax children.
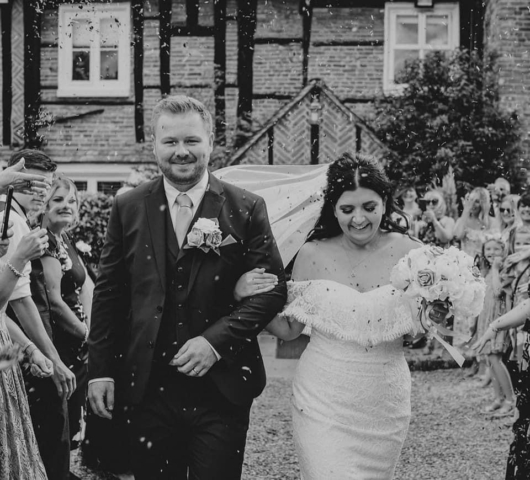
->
<box><xmin>149</xmin><ymin>359</ymin><xmax>222</xmax><ymax>406</ymax></box>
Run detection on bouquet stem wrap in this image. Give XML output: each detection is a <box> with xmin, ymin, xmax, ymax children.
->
<box><xmin>419</xmin><ymin>299</ymin><xmax>468</xmax><ymax>367</ymax></box>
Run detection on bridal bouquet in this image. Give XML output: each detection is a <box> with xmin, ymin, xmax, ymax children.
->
<box><xmin>390</xmin><ymin>245</ymin><xmax>486</xmax><ymax>365</ymax></box>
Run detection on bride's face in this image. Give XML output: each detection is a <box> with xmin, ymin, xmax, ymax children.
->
<box><xmin>334</xmin><ymin>187</ymin><xmax>385</xmax><ymax>245</ymax></box>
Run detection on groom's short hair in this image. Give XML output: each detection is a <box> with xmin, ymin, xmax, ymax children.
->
<box><xmin>151</xmin><ymin>95</ymin><xmax>213</xmax><ymax>136</ymax></box>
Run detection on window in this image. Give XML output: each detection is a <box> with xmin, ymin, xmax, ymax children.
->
<box><xmin>57</xmin><ymin>163</ymin><xmax>132</xmax><ymax>194</ymax></box>
<box><xmin>97</xmin><ymin>181</ymin><xmax>123</xmax><ymax>195</ymax></box>
<box><xmin>58</xmin><ymin>3</ymin><xmax>131</xmax><ymax>97</ymax></box>
<box><xmin>74</xmin><ymin>181</ymin><xmax>88</xmax><ymax>192</ymax></box>
<box><xmin>384</xmin><ymin>3</ymin><xmax>459</xmax><ymax>92</ymax></box>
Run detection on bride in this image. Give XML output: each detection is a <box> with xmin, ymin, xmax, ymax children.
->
<box><xmin>234</xmin><ymin>153</ymin><xmax>426</xmax><ymax>479</ymax></box>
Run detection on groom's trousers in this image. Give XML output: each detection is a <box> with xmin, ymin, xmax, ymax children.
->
<box><xmin>129</xmin><ymin>366</ymin><xmax>251</xmax><ymax>480</ymax></box>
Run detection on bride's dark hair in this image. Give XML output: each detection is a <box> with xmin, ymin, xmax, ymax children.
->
<box><xmin>307</xmin><ymin>152</ymin><xmax>408</xmax><ymax>242</ymax></box>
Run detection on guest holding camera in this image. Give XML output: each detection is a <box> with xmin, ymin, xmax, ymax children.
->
<box><xmin>0</xmin><ymin>160</ymin><xmax>55</xmax><ymax>479</ymax></box>
<box><xmin>415</xmin><ymin>189</ymin><xmax>455</xmax><ymax>248</ymax></box>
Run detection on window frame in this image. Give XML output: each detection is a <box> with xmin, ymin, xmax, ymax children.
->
<box><xmin>384</xmin><ymin>2</ymin><xmax>460</xmax><ymax>93</ymax></box>
<box><xmin>57</xmin><ymin>3</ymin><xmax>131</xmax><ymax>98</ymax></box>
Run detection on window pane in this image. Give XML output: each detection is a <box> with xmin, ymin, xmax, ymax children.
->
<box><xmin>426</xmin><ymin>15</ymin><xmax>449</xmax><ymax>46</ymax></box>
<box><xmin>100</xmin><ymin>50</ymin><xmax>119</xmax><ymax>80</ymax></box>
<box><xmin>72</xmin><ymin>19</ymin><xmax>92</xmax><ymax>48</ymax></box>
<box><xmin>72</xmin><ymin>50</ymin><xmax>90</xmax><ymax>80</ymax></box>
<box><xmin>97</xmin><ymin>181</ymin><xmax>122</xmax><ymax>195</ymax></box>
<box><xmin>394</xmin><ymin>49</ymin><xmax>419</xmax><ymax>81</ymax></box>
<box><xmin>396</xmin><ymin>15</ymin><xmax>418</xmax><ymax>45</ymax></box>
<box><xmin>74</xmin><ymin>181</ymin><xmax>88</xmax><ymax>192</ymax></box>
<box><xmin>100</xmin><ymin>17</ymin><xmax>121</xmax><ymax>48</ymax></box>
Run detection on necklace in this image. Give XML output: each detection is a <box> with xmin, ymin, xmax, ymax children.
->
<box><xmin>340</xmin><ymin>235</ymin><xmax>382</xmax><ymax>278</ymax></box>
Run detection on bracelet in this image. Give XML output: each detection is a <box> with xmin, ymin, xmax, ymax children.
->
<box><xmin>22</xmin><ymin>342</ymin><xmax>37</xmax><ymax>358</ymax></box>
<box><xmin>6</xmin><ymin>261</ymin><xmax>27</xmax><ymax>278</ymax></box>
<box><xmin>490</xmin><ymin>324</ymin><xmax>501</xmax><ymax>333</ymax></box>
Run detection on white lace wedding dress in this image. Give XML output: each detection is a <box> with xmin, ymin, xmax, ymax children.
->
<box><xmin>281</xmin><ymin>280</ymin><xmax>420</xmax><ymax>480</ymax></box>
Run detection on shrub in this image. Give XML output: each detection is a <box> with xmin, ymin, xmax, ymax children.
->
<box><xmin>71</xmin><ymin>192</ymin><xmax>114</xmax><ymax>265</ymax></box>
<box><xmin>373</xmin><ymin>49</ymin><xmax>525</xmax><ymax>198</ymax></box>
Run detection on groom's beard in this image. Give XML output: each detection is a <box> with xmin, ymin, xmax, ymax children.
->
<box><xmin>158</xmin><ymin>154</ymin><xmax>207</xmax><ymax>187</ymax></box>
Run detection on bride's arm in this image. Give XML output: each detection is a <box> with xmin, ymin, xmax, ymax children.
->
<box><xmin>234</xmin><ymin>244</ymin><xmax>316</xmax><ymax>341</ymax></box>
<box><xmin>264</xmin><ymin>316</ymin><xmax>305</xmax><ymax>340</ymax></box>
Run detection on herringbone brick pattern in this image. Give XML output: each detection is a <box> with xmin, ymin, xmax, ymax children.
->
<box><xmin>239</xmin><ymin>91</ymin><xmax>383</xmax><ymax>166</ymax></box>
<box><xmin>11</xmin><ymin>0</ymin><xmax>24</xmax><ymax>146</ymax></box>
<box><xmin>319</xmin><ymin>100</ymin><xmax>356</xmax><ymax>164</ymax></box>
<box><xmin>274</xmin><ymin>97</ymin><xmax>311</xmax><ymax>165</ymax></box>
<box><xmin>241</xmin><ymin>136</ymin><xmax>268</xmax><ymax>165</ymax></box>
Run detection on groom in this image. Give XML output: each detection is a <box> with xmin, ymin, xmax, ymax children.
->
<box><xmin>87</xmin><ymin>95</ymin><xmax>287</xmax><ymax>479</ymax></box>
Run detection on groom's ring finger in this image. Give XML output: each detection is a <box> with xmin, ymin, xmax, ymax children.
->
<box><xmin>191</xmin><ymin>367</ymin><xmax>199</xmax><ymax>375</ymax></box>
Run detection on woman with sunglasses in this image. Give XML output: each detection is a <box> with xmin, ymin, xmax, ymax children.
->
<box><xmin>498</xmin><ymin>194</ymin><xmax>521</xmax><ymax>242</ymax></box>
<box><xmin>415</xmin><ymin>189</ymin><xmax>455</xmax><ymax>248</ymax></box>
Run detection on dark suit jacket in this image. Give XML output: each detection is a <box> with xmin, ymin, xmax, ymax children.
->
<box><xmin>88</xmin><ymin>173</ymin><xmax>287</xmax><ymax>406</ymax></box>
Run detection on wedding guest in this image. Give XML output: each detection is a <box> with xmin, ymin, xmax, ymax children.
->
<box><xmin>454</xmin><ymin>187</ymin><xmax>499</xmax><ymax>362</ymax></box>
<box><xmin>492</xmin><ymin>177</ymin><xmax>511</xmax><ymax>206</ymax></box>
<box><xmin>472</xmin><ymin>235</ymin><xmax>515</xmax><ymax>417</ymax></box>
<box><xmin>415</xmin><ymin>189</ymin><xmax>455</xmax><ymax>248</ymax></box>
<box><xmin>39</xmin><ymin>175</ymin><xmax>94</xmax><ymax>450</ymax></box>
<box><xmin>504</xmin><ymin>194</ymin><xmax>530</xmax><ymax>273</ymax></box>
<box><xmin>499</xmin><ymin>194</ymin><xmax>521</xmax><ymax>242</ymax></box>
<box><xmin>454</xmin><ymin>187</ymin><xmax>498</xmax><ymax>259</ymax></box>
<box><xmin>395</xmin><ymin>186</ymin><xmax>421</xmax><ymax>235</ymax></box>
<box><xmin>502</xmin><ymin>220</ymin><xmax>530</xmax><ymax>367</ymax></box>
<box><xmin>474</xmin><ymin>298</ymin><xmax>530</xmax><ymax>479</ymax></box>
<box><xmin>414</xmin><ymin>189</ymin><xmax>455</xmax><ymax>355</ymax></box>
<box><xmin>5</xmin><ymin>150</ymin><xmax>76</xmax><ymax>480</ymax></box>
<box><xmin>0</xmin><ymin>166</ymin><xmax>55</xmax><ymax>479</ymax></box>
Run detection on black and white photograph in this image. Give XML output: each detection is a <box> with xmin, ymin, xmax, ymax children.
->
<box><xmin>0</xmin><ymin>1</ymin><xmax>529</xmax><ymax>479</ymax></box>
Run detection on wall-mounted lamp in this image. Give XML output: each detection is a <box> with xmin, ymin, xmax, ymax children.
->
<box><xmin>415</xmin><ymin>0</ymin><xmax>434</xmax><ymax>8</ymax></box>
<box><xmin>309</xmin><ymin>98</ymin><xmax>322</xmax><ymax>125</ymax></box>
<box><xmin>309</xmin><ymin>94</ymin><xmax>322</xmax><ymax>164</ymax></box>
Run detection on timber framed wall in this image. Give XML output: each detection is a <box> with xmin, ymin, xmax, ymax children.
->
<box><xmin>6</xmin><ymin>0</ymin><xmax>525</xmax><ymax>171</ymax></box>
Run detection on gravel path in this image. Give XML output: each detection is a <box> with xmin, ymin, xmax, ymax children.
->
<box><xmin>74</xmin><ymin>368</ymin><xmax>514</xmax><ymax>479</ymax></box>
<box><xmin>242</xmin><ymin>369</ymin><xmax>513</xmax><ymax>480</ymax></box>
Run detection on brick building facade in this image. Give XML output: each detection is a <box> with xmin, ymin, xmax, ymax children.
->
<box><xmin>0</xmin><ymin>0</ymin><xmax>527</xmax><ymax>191</ymax></box>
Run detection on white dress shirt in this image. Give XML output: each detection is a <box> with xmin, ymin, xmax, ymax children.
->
<box><xmin>163</xmin><ymin>170</ymin><xmax>209</xmax><ymax>227</ymax></box>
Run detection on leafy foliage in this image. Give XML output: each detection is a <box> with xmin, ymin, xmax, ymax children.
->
<box><xmin>71</xmin><ymin>192</ymin><xmax>114</xmax><ymax>265</ymax></box>
<box><xmin>373</xmin><ymin>49</ymin><xmax>525</xmax><ymax>197</ymax></box>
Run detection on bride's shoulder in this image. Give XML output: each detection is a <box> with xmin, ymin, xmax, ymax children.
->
<box><xmin>292</xmin><ymin>239</ymin><xmax>335</xmax><ymax>281</ymax></box>
<box><xmin>384</xmin><ymin>231</ymin><xmax>422</xmax><ymax>258</ymax></box>
<box><xmin>297</xmin><ymin>238</ymin><xmax>335</xmax><ymax>257</ymax></box>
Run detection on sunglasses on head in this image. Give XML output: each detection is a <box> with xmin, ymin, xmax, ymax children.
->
<box><xmin>424</xmin><ymin>199</ymin><xmax>439</xmax><ymax>206</ymax></box>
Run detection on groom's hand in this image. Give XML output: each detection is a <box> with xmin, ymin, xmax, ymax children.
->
<box><xmin>170</xmin><ymin>336</ymin><xmax>217</xmax><ymax>377</ymax></box>
<box><xmin>88</xmin><ymin>381</ymin><xmax>114</xmax><ymax>420</ymax></box>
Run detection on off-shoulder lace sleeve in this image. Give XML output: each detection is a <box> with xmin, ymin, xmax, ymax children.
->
<box><xmin>280</xmin><ymin>281</ymin><xmax>315</xmax><ymax>335</ymax></box>
<box><xmin>280</xmin><ymin>280</ymin><xmax>422</xmax><ymax>346</ymax></box>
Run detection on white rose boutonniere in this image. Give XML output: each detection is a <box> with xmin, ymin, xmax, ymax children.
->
<box><xmin>184</xmin><ymin>218</ymin><xmax>236</xmax><ymax>255</ymax></box>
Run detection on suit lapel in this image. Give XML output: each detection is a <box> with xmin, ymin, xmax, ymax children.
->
<box><xmin>144</xmin><ymin>177</ymin><xmax>170</xmax><ymax>292</ymax></box>
<box><xmin>180</xmin><ymin>174</ymin><xmax>225</xmax><ymax>294</ymax></box>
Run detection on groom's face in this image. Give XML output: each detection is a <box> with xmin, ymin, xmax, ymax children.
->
<box><xmin>153</xmin><ymin>111</ymin><xmax>213</xmax><ymax>190</ymax></box>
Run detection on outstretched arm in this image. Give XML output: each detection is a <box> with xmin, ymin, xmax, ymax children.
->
<box><xmin>473</xmin><ymin>298</ymin><xmax>530</xmax><ymax>353</ymax></box>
